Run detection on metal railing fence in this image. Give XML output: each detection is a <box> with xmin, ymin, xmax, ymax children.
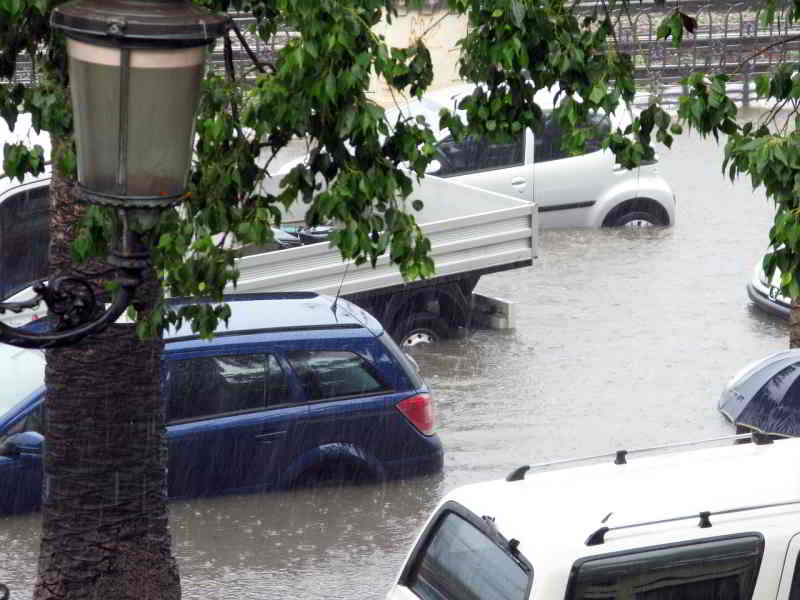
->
<box><xmin>6</xmin><ymin>2</ymin><xmax>800</xmax><ymax>106</ymax></box>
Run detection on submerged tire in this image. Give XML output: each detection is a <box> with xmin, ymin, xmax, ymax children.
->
<box><xmin>292</xmin><ymin>460</ymin><xmax>377</xmax><ymax>489</ymax></box>
<box><xmin>397</xmin><ymin>313</ymin><xmax>450</xmax><ymax>347</ymax></box>
<box><xmin>603</xmin><ymin>199</ymin><xmax>669</xmax><ymax>228</ymax></box>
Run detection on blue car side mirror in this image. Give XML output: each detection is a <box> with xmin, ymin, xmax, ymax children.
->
<box><xmin>2</xmin><ymin>431</ymin><xmax>44</xmax><ymax>456</ymax></box>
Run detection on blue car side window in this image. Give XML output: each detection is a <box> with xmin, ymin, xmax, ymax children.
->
<box><xmin>265</xmin><ymin>354</ymin><xmax>290</xmax><ymax>407</ymax></box>
<box><xmin>167</xmin><ymin>354</ymin><xmax>288</xmax><ymax>422</ymax></box>
<box><xmin>286</xmin><ymin>350</ymin><xmax>388</xmax><ymax>401</ymax></box>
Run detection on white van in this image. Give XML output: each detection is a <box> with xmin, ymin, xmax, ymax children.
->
<box><xmin>387</xmin><ymin>434</ymin><xmax>800</xmax><ymax>600</ymax></box>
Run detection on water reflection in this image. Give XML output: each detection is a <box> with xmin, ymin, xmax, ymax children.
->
<box><xmin>172</xmin><ymin>476</ymin><xmax>443</xmax><ymax>599</ymax></box>
<box><xmin>0</xmin><ymin>512</ymin><xmax>39</xmax><ymax>591</ymax></box>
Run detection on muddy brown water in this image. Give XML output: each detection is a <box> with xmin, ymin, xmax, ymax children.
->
<box><xmin>0</xmin><ymin>126</ymin><xmax>789</xmax><ymax>598</ymax></box>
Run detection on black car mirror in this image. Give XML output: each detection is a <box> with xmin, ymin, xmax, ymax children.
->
<box><xmin>1</xmin><ymin>431</ymin><xmax>44</xmax><ymax>457</ymax></box>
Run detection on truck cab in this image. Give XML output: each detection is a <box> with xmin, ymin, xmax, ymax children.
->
<box><xmin>0</xmin><ymin>175</ymin><xmax>50</xmax><ymax>299</ymax></box>
<box><xmin>0</xmin><ymin>114</ymin><xmax>52</xmax><ymax>299</ymax></box>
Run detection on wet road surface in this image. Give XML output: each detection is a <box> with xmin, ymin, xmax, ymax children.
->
<box><xmin>0</xmin><ymin>124</ymin><xmax>789</xmax><ymax>598</ymax></box>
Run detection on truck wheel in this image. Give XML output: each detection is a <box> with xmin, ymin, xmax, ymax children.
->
<box><xmin>398</xmin><ymin>313</ymin><xmax>450</xmax><ymax>347</ymax></box>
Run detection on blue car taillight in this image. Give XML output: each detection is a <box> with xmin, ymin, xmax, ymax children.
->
<box><xmin>396</xmin><ymin>393</ymin><xmax>435</xmax><ymax>436</ymax></box>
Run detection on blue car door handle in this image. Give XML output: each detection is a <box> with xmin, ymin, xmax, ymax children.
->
<box><xmin>255</xmin><ymin>431</ymin><xmax>287</xmax><ymax>443</ymax></box>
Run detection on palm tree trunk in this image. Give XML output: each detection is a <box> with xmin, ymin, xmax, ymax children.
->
<box><xmin>791</xmin><ymin>300</ymin><xmax>800</xmax><ymax>348</ymax></box>
<box><xmin>33</xmin><ymin>145</ymin><xmax>179</xmax><ymax>599</ymax></box>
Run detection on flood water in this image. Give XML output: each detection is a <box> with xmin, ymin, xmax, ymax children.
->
<box><xmin>0</xmin><ymin>122</ymin><xmax>790</xmax><ymax>597</ymax></box>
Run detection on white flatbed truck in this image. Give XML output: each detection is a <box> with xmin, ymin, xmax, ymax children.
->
<box><xmin>0</xmin><ymin>173</ymin><xmax>537</xmax><ymax>343</ymax></box>
<box><xmin>235</xmin><ymin>174</ymin><xmax>537</xmax><ymax>344</ymax></box>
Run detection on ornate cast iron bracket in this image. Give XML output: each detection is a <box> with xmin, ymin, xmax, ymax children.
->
<box><xmin>0</xmin><ymin>273</ymin><xmax>137</xmax><ymax>349</ymax></box>
<box><xmin>0</xmin><ymin>185</ymin><xmax>167</xmax><ymax>349</ymax></box>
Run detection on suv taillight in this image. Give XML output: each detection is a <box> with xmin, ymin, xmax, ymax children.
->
<box><xmin>396</xmin><ymin>393</ymin><xmax>435</xmax><ymax>436</ymax></box>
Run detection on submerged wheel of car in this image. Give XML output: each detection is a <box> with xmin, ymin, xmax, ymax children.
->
<box><xmin>603</xmin><ymin>198</ymin><xmax>669</xmax><ymax>228</ymax></box>
<box><xmin>400</xmin><ymin>313</ymin><xmax>449</xmax><ymax>348</ymax></box>
<box><xmin>616</xmin><ymin>211</ymin><xmax>660</xmax><ymax>228</ymax></box>
<box><xmin>293</xmin><ymin>459</ymin><xmax>378</xmax><ymax>488</ymax></box>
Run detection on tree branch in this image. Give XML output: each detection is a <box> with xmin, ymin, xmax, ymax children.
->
<box><xmin>222</xmin><ymin>31</ymin><xmax>248</xmax><ymax>144</ymax></box>
<box><xmin>734</xmin><ymin>33</ymin><xmax>800</xmax><ymax>75</ymax></box>
<box><xmin>230</xmin><ymin>21</ymin><xmax>273</xmax><ymax>75</ymax></box>
<box><xmin>413</xmin><ymin>11</ymin><xmax>453</xmax><ymax>43</ymax></box>
<box><xmin>223</xmin><ymin>30</ymin><xmax>236</xmax><ymax>84</ymax></box>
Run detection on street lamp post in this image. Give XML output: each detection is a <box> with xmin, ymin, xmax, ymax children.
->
<box><xmin>0</xmin><ymin>0</ymin><xmax>226</xmax><ymax>348</ymax></box>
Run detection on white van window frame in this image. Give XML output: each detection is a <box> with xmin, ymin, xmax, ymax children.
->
<box><xmin>399</xmin><ymin>500</ymin><xmax>533</xmax><ymax>600</ymax></box>
<box><xmin>565</xmin><ymin>532</ymin><xmax>764</xmax><ymax>600</ymax></box>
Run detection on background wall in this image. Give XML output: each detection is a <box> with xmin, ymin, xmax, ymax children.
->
<box><xmin>370</xmin><ymin>6</ymin><xmax>467</xmax><ymax>107</ymax></box>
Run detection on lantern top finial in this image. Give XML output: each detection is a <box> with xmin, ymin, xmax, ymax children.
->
<box><xmin>51</xmin><ymin>0</ymin><xmax>228</xmax><ymax>47</ymax></box>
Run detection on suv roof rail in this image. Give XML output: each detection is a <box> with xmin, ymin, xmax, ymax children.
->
<box><xmin>585</xmin><ymin>498</ymin><xmax>800</xmax><ymax>546</ymax></box>
<box><xmin>505</xmin><ymin>431</ymin><xmax>776</xmax><ymax>482</ymax></box>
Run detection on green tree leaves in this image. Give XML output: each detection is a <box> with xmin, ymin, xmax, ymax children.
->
<box><xmin>1</xmin><ymin>141</ymin><xmax>45</xmax><ymax>181</ymax></box>
<box><xmin>677</xmin><ymin>73</ymin><xmax>738</xmax><ymax>141</ymax></box>
<box><xmin>7</xmin><ymin>0</ymin><xmax>800</xmax><ymax>334</ymax></box>
<box><xmin>655</xmin><ymin>9</ymin><xmax>697</xmax><ymax>47</ymax></box>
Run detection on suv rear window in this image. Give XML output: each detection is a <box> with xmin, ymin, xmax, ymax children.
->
<box><xmin>379</xmin><ymin>331</ymin><xmax>425</xmax><ymax>389</ymax></box>
<box><xmin>404</xmin><ymin>503</ymin><xmax>532</xmax><ymax>600</ymax></box>
<box><xmin>286</xmin><ymin>350</ymin><xmax>388</xmax><ymax>401</ymax></box>
<box><xmin>567</xmin><ymin>534</ymin><xmax>764</xmax><ymax>600</ymax></box>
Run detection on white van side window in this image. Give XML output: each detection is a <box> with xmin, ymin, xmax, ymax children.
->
<box><xmin>790</xmin><ymin>551</ymin><xmax>800</xmax><ymax>600</ymax></box>
<box><xmin>404</xmin><ymin>503</ymin><xmax>532</xmax><ymax>600</ymax></box>
<box><xmin>567</xmin><ymin>534</ymin><xmax>764</xmax><ymax>600</ymax></box>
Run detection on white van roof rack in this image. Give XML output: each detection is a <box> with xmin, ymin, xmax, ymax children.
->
<box><xmin>505</xmin><ymin>431</ymin><xmax>777</xmax><ymax>482</ymax></box>
<box><xmin>585</xmin><ymin>497</ymin><xmax>800</xmax><ymax>546</ymax></box>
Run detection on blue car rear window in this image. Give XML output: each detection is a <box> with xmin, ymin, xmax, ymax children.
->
<box><xmin>286</xmin><ymin>350</ymin><xmax>388</xmax><ymax>401</ymax></box>
<box><xmin>379</xmin><ymin>332</ymin><xmax>424</xmax><ymax>389</ymax></box>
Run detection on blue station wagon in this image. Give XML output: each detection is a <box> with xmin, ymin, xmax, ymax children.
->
<box><xmin>0</xmin><ymin>293</ymin><xmax>443</xmax><ymax>516</ymax></box>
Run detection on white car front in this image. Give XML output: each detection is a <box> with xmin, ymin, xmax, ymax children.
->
<box><xmin>747</xmin><ymin>254</ymin><xmax>791</xmax><ymax>319</ymax></box>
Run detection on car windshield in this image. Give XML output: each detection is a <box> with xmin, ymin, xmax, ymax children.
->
<box><xmin>0</xmin><ymin>345</ymin><xmax>45</xmax><ymax>417</ymax></box>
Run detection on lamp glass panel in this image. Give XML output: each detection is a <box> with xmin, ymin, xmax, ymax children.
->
<box><xmin>126</xmin><ymin>47</ymin><xmax>205</xmax><ymax>196</ymax></box>
<box><xmin>67</xmin><ymin>40</ymin><xmax>205</xmax><ymax>197</ymax></box>
<box><xmin>68</xmin><ymin>40</ymin><xmax>120</xmax><ymax>194</ymax></box>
